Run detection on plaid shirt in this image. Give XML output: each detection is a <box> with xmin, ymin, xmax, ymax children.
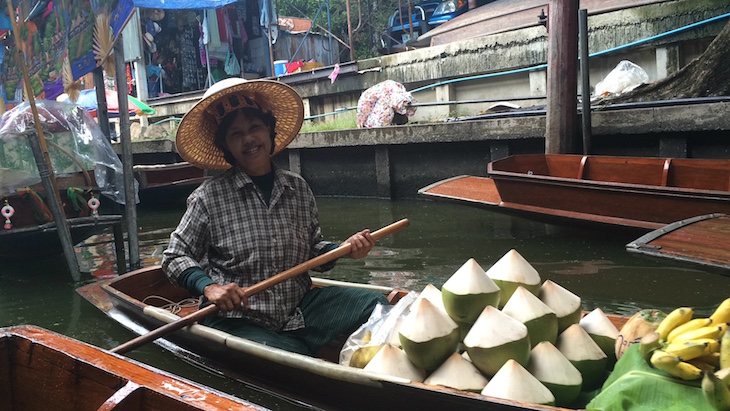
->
<box><xmin>162</xmin><ymin>165</ymin><xmax>336</xmax><ymax>331</ymax></box>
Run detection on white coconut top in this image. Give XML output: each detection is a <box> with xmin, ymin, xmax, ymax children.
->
<box><xmin>482</xmin><ymin>360</ymin><xmax>555</xmax><ymax>405</ymax></box>
<box><xmin>399</xmin><ymin>298</ymin><xmax>459</xmax><ymax>342</ymax></box>
<box><xmin>502</xmin><ymin>286</ymin><xmax>555</xmax><ymax>323</ymax></box>
<box><xmin>385</xmin><ymin>316</ymin><xmax>405</xmax><ymax>347</ymax></box>
<box><xmin>415</xmin><ymin>284</ymin><xmax>448</xmax><ymax>314</ymax></box>
<box><xmin>556</xmin><ymin>324</ymin><xmax>608</xmax><ymax>362</ymax></box>
<box><xmin>539</xmin><ymin>280</ymin><xmax>582</xmax><ymax>317</ymax></box>
<box><xmin>363</xmin><ymin>344</ymin><xmax>426</xmax><ymax>382</ymax></box>
<box><xmin>579</xmin><ymin>308</ymin><xmax>619</xmax><ymax>339</ymax></box>
<box><xmin>485</xmin><ymin>249</ymin><xmax>541</xmax><ymax>284</ymax></box>
<box><xmin>442</xmin><ymin>258</ymin><xmax>500</xmax><ymax>295</ymax></box>
<box><xmin>527</xmin><ymin>342</ymin><xmax>582</xmax><ymax>386</ymax></box>
<box><xmin>463</xmin><ymin>306</ymin><xmax>528</xmax><ymax>348</ymax></box>
<box><xmin>424</xmin><ymin>352</ymin><xmax>489</xmax><ymax>391</ymax></box>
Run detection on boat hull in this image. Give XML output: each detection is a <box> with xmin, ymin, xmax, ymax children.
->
<box><xmin>0</xmin><ymin>325</ymin><xmax>266</xmax><ymax>411</ymax></box>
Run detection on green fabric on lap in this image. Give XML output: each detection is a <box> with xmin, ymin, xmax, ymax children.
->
<box><xmin>200</xmin><ymin>286</ymin><xmax>388</xmax><ymax>356</ymax></box>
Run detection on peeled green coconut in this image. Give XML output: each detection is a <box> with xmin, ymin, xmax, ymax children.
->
<box><xmin>527</xmin><ymin>341</ymin><xmax>583</xmax><ymax>406</ymax></box>
<box><xmin>485</xmin><ymin>249</ymin><xmax>541</xmax><ymax>308</ymax></box>
<box><xmin>502</xmin><ymin>286</ymin><xmax>558</xmax><ymax>347</ymax></box>
<box><xmin>463</xmin><ymin>306</ymin><xmax>530</xmax><ymax>376</ymax></box>
<box><xmin>415</xmin><ymin>284</ymin><xmax>448</xmax><ymax>315</ymax></box>
<box><xmin>538</xmin><ymin>280</ymin><xmax>582</xmax><ymax>333</ymax></box>
<box><xmin>423</xmin><ymin>352</ymin><xmax>489</xmax><ymax>392</ymax></box>
<box><xmin>363</xmin><ymin>344</ymin><xmax>426</xmax><ymax>382</ymax></box>
<box><xmin>481</xmin><ymin>359</ymin><xmax>555</xmax><ymax>406</ymax></box>
<box><xmin>579</xmin><ymin>308</ymin><xmax>619</xmax><ymax>366</ymax></box>
<box><xmin>442</xmin><ymin>258</ymin><xmax>501</xmax><ymax>325</ymax></box>
<box><xmin>399</xmin><ymin>297</ymin><xmax>460</xmax><ymax>371</ymax></box>
<box><xmin>556</xmin><ymin>324</ymin><xmax>608</xmax><ymax>390</ymax></box>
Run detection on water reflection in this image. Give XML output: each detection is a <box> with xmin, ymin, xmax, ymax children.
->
<box><xmin>2</xmin><ymin>197</ymin><xmax>730</xmax><ymax>410</ymax></box>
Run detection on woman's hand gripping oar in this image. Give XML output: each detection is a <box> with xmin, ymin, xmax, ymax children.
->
<box><xmin>110</xmin><ymin>218</ymin><xmax>409</xmax><ymax>354</ymax></box>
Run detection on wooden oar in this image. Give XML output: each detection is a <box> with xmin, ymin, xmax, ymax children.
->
<box><xmin>110</xmin><ymin>218</ymin><xmax>410</xmax><ymax>354</ymax></box>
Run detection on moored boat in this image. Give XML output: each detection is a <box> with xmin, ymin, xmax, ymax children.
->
<box><xmin>419</xmin><ymin>154</ymin><xmax>730</xmax><ymax>231</ymax></box>
<box><xmin>0</xmin><ymin>101</ymin><xmax>129</xmax><ymax>258</ymax></box>
<box><xmin>1</xmin><ymin>324</ymin><xmax>267</xmax><ymax>411</ymax></box>
<box><xmin>77</xmin><ymin>266</ymin><xmax>629</xmax><ymax>411</ymax></box>
<box><xmin>626</xmin><ymin>213</ymin><xmax>730</xmax><ymax>271</ymax></box>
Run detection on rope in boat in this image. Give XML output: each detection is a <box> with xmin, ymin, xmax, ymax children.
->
<box><xmin>142</xmin><ymin>295</ymin><xmax>200</xmax><ymax>315</ymax></box>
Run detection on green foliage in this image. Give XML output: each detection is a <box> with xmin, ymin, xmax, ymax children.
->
<box><xmin>275</xmin><ymin>0</ymin><xmax>403</xmax><ymax>60</ymax></box>
<box><xmin>300</xmin><ymin>111</ymin><xmax>357</xmax><ymax>132</ymax></box>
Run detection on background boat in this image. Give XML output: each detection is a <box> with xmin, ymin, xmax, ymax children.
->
<box><xmin>0</xmin><ymin>101</ymin><xmax>131</xmax><ymax>259</ymax></box>
<box><xmin>420</xmin><ymin>154</ymin><xmax>730</xmax><ymax>231</ymax></box>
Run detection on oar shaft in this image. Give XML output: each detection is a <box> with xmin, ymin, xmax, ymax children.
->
<box><xmin>110</xmin><ymin>218</ymin><xmax>409</xmax><ymax>354</ymax></box>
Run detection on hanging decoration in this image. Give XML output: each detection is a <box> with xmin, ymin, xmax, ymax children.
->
<box><xmin>1</xmin><ymin>0</ymin><xmax>135</xmax><ymax>108</ymax></box>
<box><xmin>1</xmin><ymin>200</ymin><xmax>14</xmax><ymax>229</ymax></box>
<box><xmin>87</xmin><ymin>194</ymin><xmax>100</xmax><ymax>218</ymax></box>
<box><xmin>93</xmin><ymin>12</ymin><xmax>115</xmax><ymax>77</ymax></box>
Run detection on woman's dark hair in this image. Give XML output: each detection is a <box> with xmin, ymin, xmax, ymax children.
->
<box><xmin>213</xmin><ymin>107</ymin><xmax>277</xmax><ymax>165</ymax></box>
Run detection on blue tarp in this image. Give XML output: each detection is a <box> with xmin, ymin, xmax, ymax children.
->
<box><xmin>133</xmin><ymin>0</ymin><xmax>240</xmax><ymax>9</ymax></box>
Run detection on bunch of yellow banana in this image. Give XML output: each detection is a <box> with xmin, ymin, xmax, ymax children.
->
<box><xmin>638</xmin><ymin>300</ymin><xmax>730</xmax><ymax>385</ymax></box>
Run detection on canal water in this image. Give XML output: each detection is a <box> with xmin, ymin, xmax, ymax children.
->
<box><xmin>2</xmin><ymin>197</ymin><xmax>729</xmax><ymax>410</ymax></box>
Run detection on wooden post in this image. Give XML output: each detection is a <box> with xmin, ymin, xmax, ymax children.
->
<box><xmin>346</xmin><ymin>0</ymin><xmax>355</xmax><ymax>61</ymax></box>
<box><xmin>579</xmin><ymin>9</ymin><xmax>591</xmax><ymax>154</ymax></box>
<box><xmin>93</xmin><ymin>67</ymin><xmax>127</xmax><ymax>273</ymax></box>
<box><xmin>545</xmin><ymin>0</ymin><xmax>579</xmax><ymax>154</ymax></box>
<box><xmin>5</xmin><ymin>0</ymin><xmax>81</xmax><ymax>280</ymax></box>
<box><xmin>113</xmin><ymin>35</ymin><xmax>141</xmax><ymax>269</ymax></box>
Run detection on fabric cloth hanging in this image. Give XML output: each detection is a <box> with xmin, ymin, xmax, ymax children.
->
<box><xmin>207</xmin><ymin>9</ymin><xmax>221</xmax><ymax>48</ymax></box>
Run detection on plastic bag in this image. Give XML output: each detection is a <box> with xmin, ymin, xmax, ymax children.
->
<box><xmin>594</xmin><ymin>60</ymin><xmax>649</xmax><ymax>98</ymax></box>
<box><xmin>225</xmin><ymin>49</ymin><xmax>241</xmax><ymax>76</ymax></box>
<box><xmin>339</xmin><ymin>291</ymin><xmax>418</xmax><ymax>367</ymax></box>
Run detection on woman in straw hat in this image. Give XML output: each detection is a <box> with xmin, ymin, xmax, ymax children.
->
<box><xmin>162</xmin><ymin>78</ymin><xmax>388</xmax><ymax>354</ymax></box>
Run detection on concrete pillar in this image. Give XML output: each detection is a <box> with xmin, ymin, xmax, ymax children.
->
<box><xmin>435</xmin><ymin>84</ymin><xmax>455</xmax><ymax>118</ymax></box>
<box><xmin>375</xmin><ymin>145</ymin><xmax>392</xmax><ymax>199</ymax></box>
<box><xmin>288</xmin><ymin>149</ymin><xmax>302</xmax><ymax>174</ymax></box>
<box><xmin>490</xmin><ymin>141</ymin><xmax>510</xmax><ymax>166</ymax></box>
<box><xmin>302</xmin><ymin>98</ymin><xmax>312</xmax><ymax>119</ymax></box>
<box><xmin>656</xmin><ymin>46</ymin><xmax>680</xmax><ymax>80</ymax></box>
<box><xmin>659</xmin><ymin>136</ymin><xmax>688</xmax><ymax>158</ymax></box>
<box><xmin>529</xmin><ymin>69</ymin><xmax>547</xmax><ymax>97</ymax></box>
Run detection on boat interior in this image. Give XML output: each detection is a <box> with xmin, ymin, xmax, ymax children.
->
<box><xmin>0</xmin><ymin>329</ymin><xmax>208</xmax><ymax>411</ymax></box>
<box><xmin>489</xmin><ymin>155</ymin><xmax>730</xmax><ymax>191</ymax></box>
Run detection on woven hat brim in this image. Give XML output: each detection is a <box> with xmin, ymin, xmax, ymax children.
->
<box><xmin>176</xmin><ymin>80</ymin><xmax>304</xmax><ymax>170</ymax></box>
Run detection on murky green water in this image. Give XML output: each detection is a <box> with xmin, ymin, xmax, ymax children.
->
<box><xmin>1</xmin><ymin>197</ymin><xmax>728</xmax><ymax>410</ymax></box>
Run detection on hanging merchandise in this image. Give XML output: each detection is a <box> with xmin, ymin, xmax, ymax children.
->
<box><xmin>2</xmin><ymin>200</ymin><xmax>14</xmax><ymax>229</ymax></box>
<box><xmin>224</xmin><ymin>12</ymin><xmax>240</xmax><ymax>76</ymax></box>
<box><xmin>88</xmin><ymin>195</ymin><xmax>100</xmax><ymax>218</ymax></box>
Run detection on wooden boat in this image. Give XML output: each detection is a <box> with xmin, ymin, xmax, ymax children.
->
<box><xmin>77</xmin><ymin>266</ymin><xmax>629</xmax><ymax>411</ymax></box>
<box><xmin>1</xmin><ymin>325</ymin><xmax>267</xmax><ymax>410</ymax></box>
<box><xmin>133</xmin><ymin>162</ymin><xmax>208</xmax><ymax>207</ymax></box>
<box><xmin>626</xmin><ymin>213</ymin><xmax>730</xmax><ymax>271</ymax></box>
<box><xmin>419</xmin><ymin>154</ymin><xmax>730</xmax><ymax>231</ymax></box>
<box><xmin>133</xmin><ymin>162</ymin><xmax>207</xmax><ymax>191</ymax></box>
<box><xmin>0</xmin><ymin>101</ymin><xmax>125</xmax><ymax>259</ymax></box>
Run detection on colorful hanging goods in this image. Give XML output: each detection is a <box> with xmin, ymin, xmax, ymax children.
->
<box><xmin>87</xmin><ymin>195</ymin><xmax>100</xmax><ymax>218</ymax></box>
<box><xmin>17</xmin><ymin>187</ymin><xmax>52</xmax><ymax>223</ymax></box>
<box><xmin>2</xmin><ymin>200</ymin><xmax>15</xmax><ymax>230</ymax></box>
<box><xmin>67</xmin><ymin>187</ymin><xmax>89</xmax><ymax>215</ymax></box>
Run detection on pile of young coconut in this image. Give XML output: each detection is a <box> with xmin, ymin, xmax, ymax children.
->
<box><xmin>351</xmin><ymin>249</ymin><xmax>619</xmax><ymax>407</ymax></box>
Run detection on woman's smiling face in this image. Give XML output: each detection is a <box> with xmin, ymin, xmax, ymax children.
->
<box><xmin>223</xmin><ymin>110</ymin><xmax>273</xmax><ymax>176</ymax></box>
